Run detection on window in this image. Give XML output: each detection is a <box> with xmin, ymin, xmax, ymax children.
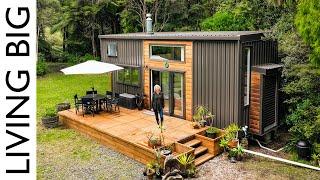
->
<box><xmin>244</xmin><ymin>47</ymin><xmax>251</xmax><ymax>106</ymax></box>
<box><xmin>107</xmin><ymin>43</ymin><xmax>117</xmax><ymax>57</ymax></box>
<box><xmin>150</xmin><ymin>45</ymin><xmax>184</xmax><ymax>61</ymax></box>
<box><xmin>117</xmin><ymin>66</ymin><xmax>140</xmax><ymax>86</ymax></box>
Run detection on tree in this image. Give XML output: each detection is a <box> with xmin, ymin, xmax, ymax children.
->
<box><xmin>295</xmin><ymin>0</ymin><xmax>320</xmax><ymax>65</ymax></box>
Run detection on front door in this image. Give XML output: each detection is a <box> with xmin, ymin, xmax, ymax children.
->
<box><xmin>151</xmin><ymin>70</ymin><xmax>184</xmax><ymax>118</ymax></box>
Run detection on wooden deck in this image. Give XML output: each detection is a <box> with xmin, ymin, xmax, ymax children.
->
<box><xmin>58</xmin><ymin>108</ymin><xmax>222</xmax><ymax>166</ymax></box>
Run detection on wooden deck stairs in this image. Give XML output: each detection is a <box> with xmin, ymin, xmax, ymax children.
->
<box><xmin>182</xmin><ymin>138</ymin><xmax>215</xmax><ymax>166</ymax></box>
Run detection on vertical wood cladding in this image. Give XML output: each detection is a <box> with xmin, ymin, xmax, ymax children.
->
<box><xmin>143</xmin><ymin>40</ymin><xmax>193</xmax><ymax>120</ymax></box>
<box><xmin>249</xmin><ymin>71</ymin><xmax>261</xmax><ymax>134</ymax></box>
<box><xmin>100</xmin><ymin>39</ymin><xmax>143</xmax><ymax>94</ymax></box>
<box><xmin>193</xmin><ymin>41</ymin><xmax>241</xmax><ymax>128</ymax></box>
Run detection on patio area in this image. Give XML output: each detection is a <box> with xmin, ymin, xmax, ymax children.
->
<box><xmin>58</xmin><ymin>108</ymin><xmax>221</xmax><ymax>166</ymax></box>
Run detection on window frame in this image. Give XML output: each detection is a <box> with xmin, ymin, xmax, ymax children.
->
<box><xmin>116</xmin><ymin>66</ymin><xmax>141</xmax><ymax>87</ymax></box>
<box><xmin>107</xmin><ymin>42</ymin><xmax>118</xmax><ymax>57</ymax></box>
<box><xmin>149</xmin><ymin>44</ymin><xmax>185</xmax><ymax>62</ymax></box>
<box><xmin>244</xmin><ymin>47</ymin><xmax>251</xmax><ymax>106</ymax></box>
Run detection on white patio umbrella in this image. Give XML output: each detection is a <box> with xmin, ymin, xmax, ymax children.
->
<box><xmin>60</xmin><ymin>60</ymin><xmax>123</xmax><ymax>75</ymax></box>
<box><xmin>60</xmin><ymin>60</ymin><xmax>123</xmax><ymax>94</ymax></box>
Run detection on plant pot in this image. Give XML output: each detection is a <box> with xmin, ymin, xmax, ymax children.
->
<box><xmin>236</xmin><ymin>155</ymin><xmax>243</xmax><ymax>161</ymax></box>
<box><xmin>296</xmin><ymin>140</ymin><xmax>311</xmax><ymax>160</ymax></box>
<box><xmin>56</xmin><ymin>102</ymin><xmax>70</xmax><ymax>112</ymax></box>
<box><xmin>229</xmin><ymin>156</ymin><xmax>237</xmax><ymax>163</ymax></box>
<box><xmin>240</xmin><ymin>138</ymin><xmax>249</xmax><ymax>149</ymax></box>
<box><xmin>41</xmin><ymin>116</ymin><xmax>59</xmax><ymax>128</ymax></box>
<box><xmin>148</xmin><ymin>140</ymin><xmax>161</xmax><ymax>148</ymax></box>
<box><xmin>228</xmin><ymin>139</ymin><xmax>238</xmax><ymax>149</ymax></box>
<box><xmin>146</xmin><ymin>169</ymin><xmax>155</xmax><ymax>180</ymax></box>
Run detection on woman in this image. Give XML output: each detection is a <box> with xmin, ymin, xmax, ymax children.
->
<box><xmin>152</xmin><ymin>84</ymin><xmax>164</xmax><ymax>126</ymax></box>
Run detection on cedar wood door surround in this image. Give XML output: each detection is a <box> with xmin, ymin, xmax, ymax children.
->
<box><xmin>143</xmin><ymin>40</ymin><xmax>193</xmax><ymax>120</ymax></box>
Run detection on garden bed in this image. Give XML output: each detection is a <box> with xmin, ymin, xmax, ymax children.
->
<box><xmin>195</xmin><ymin>129</ymin><xmax>225</xmax><ymax>156</ymax></box>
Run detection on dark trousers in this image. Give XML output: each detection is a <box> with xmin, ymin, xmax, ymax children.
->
<box><xmin>154</xmin><ymin>108</ymin><xmax>164</xmax><ymax>125</ymax></box>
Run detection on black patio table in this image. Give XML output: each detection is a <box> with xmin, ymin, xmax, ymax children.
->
<box><xmin>81</xmin><ymin>94</ymin><xmax>107</xmax><ymax>112</ymax></box>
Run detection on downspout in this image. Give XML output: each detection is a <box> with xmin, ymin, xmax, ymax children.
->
<box><xmin>244</xmin><ymin>149</ymin><xmax>320</xmax><ymax>171</ymax></box>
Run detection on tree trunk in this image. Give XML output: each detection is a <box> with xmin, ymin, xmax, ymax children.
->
<box><xmin>91</xmin><ymin>28</ymin><xmax>97</xmax><ymax>57</ymax></box>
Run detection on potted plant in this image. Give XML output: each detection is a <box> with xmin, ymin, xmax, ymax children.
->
<box><xmin>56</xmin><ymin>101</ymin><xmax>71</xmax><ymax>112</ymax></box>
<box><xmin>228</xmin><ymin>147</ymin><xmax>238</xmax><ymax>163</ymax></box>
<box><xmin>146</xmin><ymin>132</ymin><xmax>161</xmax><ymax>148</ymax></box>
<box><xmin>177</xmin><ymin>153</ymin><xmax>194</xmax><ymax>178</ymax></box>
<box><xmin>225</xmin><ymin>123</ymin><xmax>240</xmax><ymax>148</ymax></box>
<box><xmin>219</xmin><ymin>137</ymin><xmax>229</xmax><ymax>160</ymax></box>
<box><xmin>234</xmin><ymin>145</ymin><xmax>245</xmax><ymax>161</ymax></box>
<box><xmin>193</xmin><ymin>106</ymin><xmax>214</xmax><ymax>127</ymax></box>
<box><xmin>145</xmin><ymin>162</ymin><xmax>156</xmax><ymax>180</ymax></box>
<box><xmin>161</xmin><ymin>144</ymin><xmax>174</xmax><ymax>156</ymax></box>
<box><xmin>206</xmin><ymin>127</ymin><xmax>220</xmax><ymax>139</ymax></box>
<box><xmin>41</xmin><ymin>108</ymin><xmax>59</xmax><ymax>128</ymax></box>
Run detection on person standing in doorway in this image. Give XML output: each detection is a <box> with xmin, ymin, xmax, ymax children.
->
<box><xmin>152</xmin><ymin>84</ymin><xmax>164</xmax><ymax>126</ymax></box>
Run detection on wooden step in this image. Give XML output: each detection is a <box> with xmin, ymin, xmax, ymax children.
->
<box><xmin>194</xmin><ymin>146</ymin><xmax>208</xmax><ymax>156</ymax></box>
<box><xmin>184</xmin><ymin>139</ymin><xmax>201</xmax><ymax>147</ymax></box>
<box><xmin>194</xmin><ymin>153</ymin><xmax>215</xmax><ymax>166</ymax></box>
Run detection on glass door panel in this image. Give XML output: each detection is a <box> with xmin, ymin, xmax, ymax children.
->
<box><xmin>161</xmin><ymin>71</ymin><xmax>170</xmax><ymax>113</ymax></box>
<box><xmin>173</xmin><ymin>73</ymin><xmax>183</xmax><ymax>117</ymax></box>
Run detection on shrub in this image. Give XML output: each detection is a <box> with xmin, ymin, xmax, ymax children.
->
<box><xmin>295</xmin><ymin>0</ymin><xmax>320</xmax><ymax>64</ymax></box>
<box><xmin>37</xmin><ymin>54</ymin><xmax>48</xmax><ymax>76</ymax></box>
<box><xmin>201</xmin><ymin>11</ymin><xmax>253</xmax><ymax>31</ymax></box>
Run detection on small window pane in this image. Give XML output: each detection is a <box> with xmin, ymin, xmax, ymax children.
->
<box><xmin>117</xmin><ymin>70</ymin><xmax>124</xmax><ymax>83</ymax></box>
<box><xmin>124</xmin><ymin>68</ymin><xmax>131</xmax><ymax>84</ymax></box>
<box><xmin>107</xmin><ymin>43</ymin><xmax>117</xmax><ymax>57</ymax></box>
<box><xmin>244</xmin><ymin>48</ymin><xmax>251</xmax><ymax>106</ymax></box>
<box><xmin>131</xmin><ymin>68</ymin><xmax>140</xmax><ymax>86</ymax></box>
<box><xmin>151</xmin><ymin>45</ymin><xmax>184</xmax><ymax>61</ymax></box>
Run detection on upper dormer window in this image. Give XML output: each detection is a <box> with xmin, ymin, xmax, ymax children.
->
<box><xmin>150</xmin><ymin>45</ymin><xmax>184</xmax><ymax>61</ymax></box>
<box><xmin>107</xmin><ymin>42</ymin><xmax>117</xmax><ymax>57</ymax></box>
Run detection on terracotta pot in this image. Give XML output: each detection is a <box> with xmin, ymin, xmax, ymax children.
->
<box><xmin>228</xmin><ymin>139</ymin><xmax>238</xmax><ymax>149</ymax></box>
<box><xmin>146</xmin><ymin>169</ymin><xmax>155</xmax><ymax>180</ymax></box>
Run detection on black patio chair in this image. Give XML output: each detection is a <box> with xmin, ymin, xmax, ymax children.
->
<box><xmin>86</xmin><ymin>90</ymin><xmax>98</xmax><ymax>95</ymax></box>
<box><xmin>81</xmin><ymin>97</ymin><xmax>96</xmax><ymax>117</ymax></box>
<box><xmin>111</xmin><ymin>93</ymin><xmax>120</xmax><ymax>112</ymax></box>
<box><xmin>102</xmin><ymin>91</ymin><xmax>113</xmax><ymax>112</ymax></box>
<box><xmin>74</xmin><ymin>94</ymin><xmax>82</xmax><ymax>114</ymax></box>
<box><xmin>106</xmin><ymin>91</ymin><xmax>113</xmax><ymax>97</ymax></box>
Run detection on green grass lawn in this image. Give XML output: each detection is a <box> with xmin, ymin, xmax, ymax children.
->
<box><xmin>37</xmin><ymin>73</ymin><xmax>143</xmax><ymax>179</ymax></box>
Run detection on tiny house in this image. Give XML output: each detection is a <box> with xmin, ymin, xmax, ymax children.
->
<box><xmin>99</xmin><ymin>31</ymin><xmax>281</xmax><ymax>136</ymax></box>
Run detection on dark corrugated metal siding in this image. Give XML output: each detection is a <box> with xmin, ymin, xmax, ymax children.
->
<box><xmin>241</xmin><ymin>40</ymin><xmax>278</xmax><ymax>127</ymax></box>
<box><xmin>100</xmin><ymin>39</ymin><xmax>143</xmax><ymax>94</ymax></box>
<box><xmin>193</xmin><ymin>41</ymin><xmax>241</xmax><ymax>128</ymax></box>
<box><xmin>243</xmin><ymin>40</ymin><xmax>278</xmax><ymax>65</ymax></box>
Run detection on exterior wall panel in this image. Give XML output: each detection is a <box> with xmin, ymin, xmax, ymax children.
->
<box><xmin>193</xmin><ymin>41</ymin><xmax>241</xmax><ymax>128</ymax></box>
<box><xmin>142</xmin><ymin>40</ymin><xmax>193</xmax><ymax>120</ymax></box>
<box><xmin>100</xmin><ymin>39</ymin><xmax>143</xmax><ymax>94</ymax></box>
<box><xmin>241</xmin><ymin>40</ymin><xmax>278</xmax><ymax>127</ymax></box>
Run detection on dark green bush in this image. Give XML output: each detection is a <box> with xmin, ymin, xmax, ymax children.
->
<box><xmin>37</xmin><ymin>54</ymin><xmax>48</xmax><ymax>76</ymax></box>
<box><xmin>201</xmin><ymin>11</ymin><xmax>253</xmax><ymax>31</ymax></box>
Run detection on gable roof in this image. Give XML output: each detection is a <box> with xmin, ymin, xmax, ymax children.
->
<box><xmin>99</xmin><ymin>31</ymin><xmax>264</xmax><ymax>41</ymax></box>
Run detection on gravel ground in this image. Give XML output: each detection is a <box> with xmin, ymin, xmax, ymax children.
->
<box><xmin>37</xmin><ymin>128</ymin><xmax>145</xmax><ymax>180</ymax></box>
<box><xmin>196</xmin><ymin>155</ymin><xmax>256</xmax><ymax>180</ymax></box>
